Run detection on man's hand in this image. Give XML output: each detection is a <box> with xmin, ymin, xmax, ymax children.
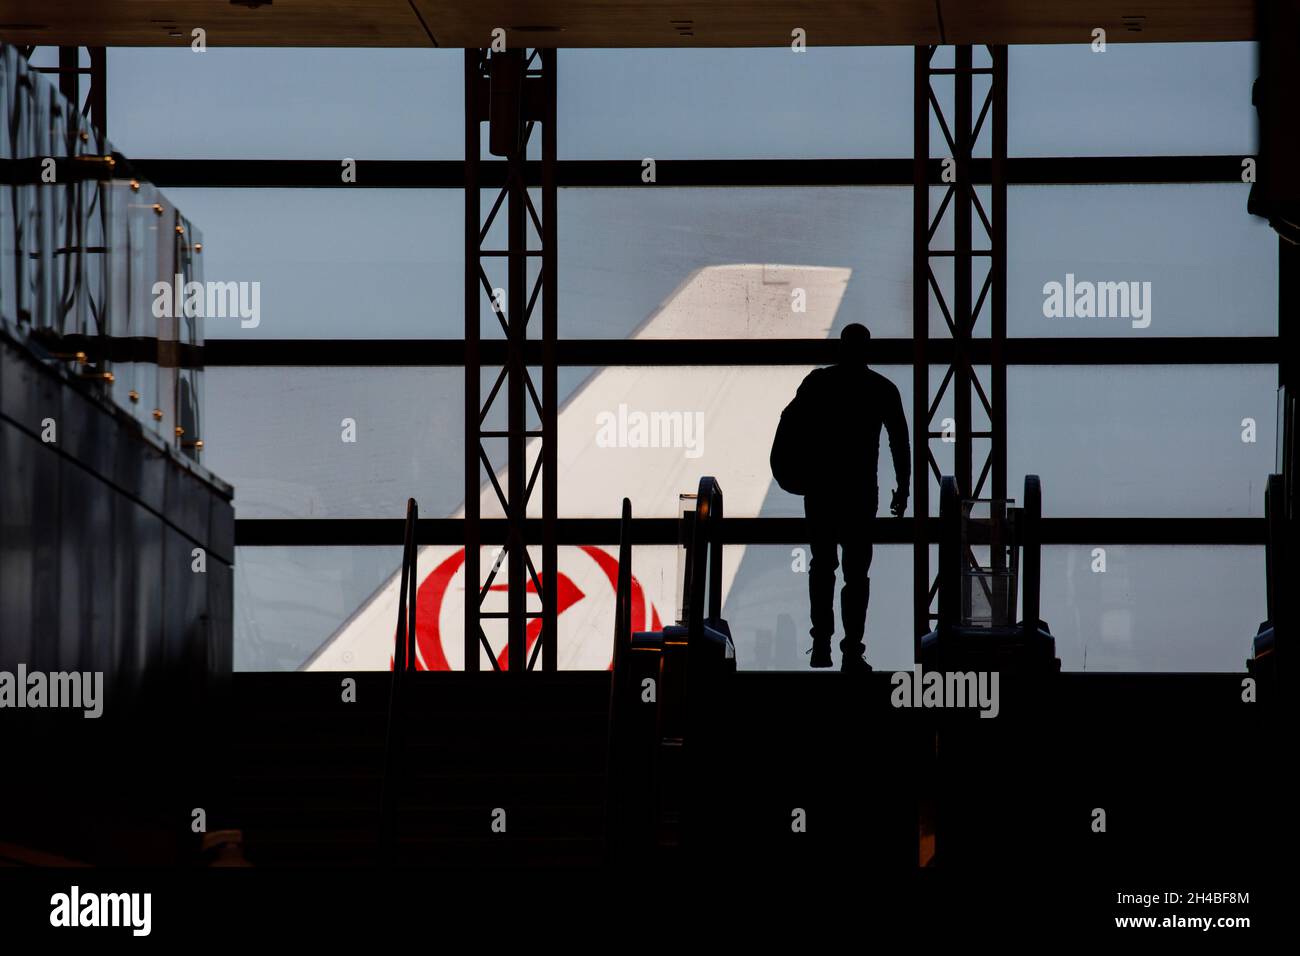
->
<box><xmin>890</xmin><ymin>488</ymin><xmax>908</xmax><ymax>517</ymax></box>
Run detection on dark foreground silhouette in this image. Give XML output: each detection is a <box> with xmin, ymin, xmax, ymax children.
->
<box><xmin>771</xmin><ymin>323</ymin><xmax>911</xmax><ymax>670</ymax></box>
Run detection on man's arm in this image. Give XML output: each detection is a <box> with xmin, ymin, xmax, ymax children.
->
<box><xmin>884</xmin><ymin>382</ymin><xmax>911</xmax><ymax>515</ymax></box>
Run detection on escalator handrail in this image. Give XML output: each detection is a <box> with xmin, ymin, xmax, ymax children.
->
<box><xmin>604</xmin><ymin>497</ymin><xmax>633</xmax><ymax>861</ymax></box>
<box><xmin>378</xmin><ymin>497</ymin><xmax>418</xmax><ymax>861</ymax></box>
<box><xmin>684</xmin><ymin>476</ymin><xmax>724</xmax><ymax>639</ymax></box>
<box><xmin>608</xmin><ymin>496</ymin><xmax>634</xmax><ymax>726</ymax></box>
<box><xmin>1022</xmin><ymin>475</ymin><xmax>1042</xmax><ymax>635</ymax></box>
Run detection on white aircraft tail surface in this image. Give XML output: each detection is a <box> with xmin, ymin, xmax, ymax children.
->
<box><xmin>303</xmin><ymin>264</ymin><xmax>847</xmax><ymax>671</ymax></box>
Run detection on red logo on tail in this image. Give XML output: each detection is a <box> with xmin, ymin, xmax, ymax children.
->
<box><xmin>392</xmin><ymin>546</ymin><xmax>662</xmax><ymax>671</ymax></box>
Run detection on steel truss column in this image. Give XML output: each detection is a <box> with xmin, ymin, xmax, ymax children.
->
<box><xmin>27</xmin><ymin>46</ymin><xmax>107</xmax><ymax>138</ymax></box>
<box><xmin>912</xmin><ymin>45</ymin><xmax>1008</xmax><ymax>647</ymax></box>
<box><xmin>464</xmin><ymin>48</ymin><xmax>558</xmax><ymax>673</ymax></box>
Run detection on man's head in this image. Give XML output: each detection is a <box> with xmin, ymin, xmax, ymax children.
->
<box><xmin>841</xmin><ymin>323</ymin><xmax>871</xmax><ymax>365</ymax></box>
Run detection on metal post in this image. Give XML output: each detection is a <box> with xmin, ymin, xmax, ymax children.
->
<box><xmin>541</xmin><ymin>49</ymin><xmax>559</xmax><ymax>671</ymax></box>
<box><xmin>991</xmin><ymin>46</ymin><xmax>1008</xmax><ymax>505</ymax></box>
<box><xmin>954</xmin><ymin>45</ymin><xmax>973</xmax><ymax>497</ymax></box>
<box><xmin>464</xmin><ymin>49</ymin><xmax>483</xmax><ymax>672</ymax></box>
<box><xmin>58</xmin><ymin>47</ymin><xmax>78</xmax><ymax>121</ymax></box>
<box><xmin>30</xmin><ymin>47</ymin><xmax>106</xmax><ymax>139</ymax></box>
<box><xmin>506</xmin><ymin>62</ymin><xmax>527</xmax><ymax>673</ymax></box>
<box><xmin>88</xmin><ymin>47</ymin><xmax>106</xmax><ymax>139</ymax></box>
<box><xmin>1281</xmin><ymin>237</ymin><xmax>1296</xmax><ymax>400</ymax></box>
<box><xmin>912</xmin><ymin>46</ymin><xmax>932</xmax><ymax>652</ymax></box>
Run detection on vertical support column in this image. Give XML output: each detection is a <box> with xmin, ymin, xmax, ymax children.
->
<box><xmin>88</xmin><ymin>48</ymin><xmax>106</xmax><ymax>139</ymax></box>
<box><xmin>464</xmin><ymin>49</ymin><xmax>483</xmax><ymax>672</ymax></box>
<box><xmin>465</xmin><ymin>48</ymin><xmax>558</xmax><ymax>673</ymax></box>
<box><xmin>540</xmin><ymin>49</ymin><xmax>559</xmax><ymax>671</ymax></box>
<box><xmin>912</xmin><ymin>46</ymin><xmax>932</xmax><ymax>652</ymax></box>
<box><xmin>1280</xmin><ymin>237</ymin><xmax>1296</xmax><ymax>405</ymax></box>
<box><xmin>49</xmin><ymin>47</ymin><xmax>105</xmax><ymax>139</ymax></box>
<box><xmin>505</xmin><ymin>60</ymin><xmax>527</xmax><ymax>674</ymax></box>
<box><xmin>913</xmin><ymin>45</ymin><xmax>1008</xmax><ymax>643</ymax></box>
<box><xmin>1281</xmin><ymin>236</ymin><xmax>1296</xmax><ymax>526</ymax></box>
<box><xmin>953</xmin><ymin>46</ymin><xmax>973</xmax><ymax>498</ymax></box>
<box><xmin>990</xmin><ymin>46</ymin><xmax>1008</xmax><ymax>505</ymax></box>
<box><xmin>1278</xmin><ymin>236</ymin><xmax>1296</xmax><ymax>677</ymax></box>
<box><xmin>58</xmin><ymin>47</ymin><xmax>79</xmax><ymax>120</ymax></box>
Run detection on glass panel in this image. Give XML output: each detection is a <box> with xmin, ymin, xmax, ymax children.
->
<box><xmin>1009</xmin><ymin>184</ymin><xmax>1277</xmax><ymax>338</ymax></box>
<box><xmin>551</xmin><ymin>366</ymin><xmax>914</xmax><ymax>518</ymax></box>
<box><xmin>559</xmin><ymin>48</ymin><xmax>912</xmax><ymax>160</ymax></box>
<box><xmin>107</xmin><ymin>48</ymin><xmax>464</xmax><ymax>160</ymax></box>
<box><xmin>160</xmin><ymin>188</ymin><xmax>461</xmax><ymax>338</ymax></box>
<box><xmin>1009</xmin><ymin>43</ymin><xmax>1256</xmax><ymax>157</ymax></box>
<box><xmin>561</xmin><ymin>187</ymin><xmax>913</xmax><ymax>338</ymax></box>
<box><xmin>234</xmin><ymin>546</ymin><xmax>403</xmax><ymax>671</ymax></box>
<box><xmin>203</xmin><ymin>367</ymin><xmax>463</xmax><ymax>518</ymax></box>
<box><xmin>237</xmin><ymin>544</ymin><xmax>678</xmax><ymax>673</ymax></box>
<box><xmin>1008</xmin><ymin>365</ymin><xmax>1277</xmax><ymax>517</ymax></box>
<box><xmin>215</xmin><ymin>358</ymin><xmax>911</xmax><ymax>522</ymax></box>
<box><xmin>1041</xmin><ymin>545</ymin><xmax>1264</xmax><ymax>672</ymax></box>
<box><xmin>234</xmin><ymin>543</ymin><xmax>916</xmax><ymax>673</ymax></box>
<box><xmin>150</xmin><ymin>190</ymin><xmax>1276</xmax><ymax>346</ymax></box>
<box><xmin>724</xmin><ymin>545</ymin><xmax>914</xmax><ymax>672</ymax></box>
<box><xmin>233</xmin><ymin>541</ymin><xmax>1265</xmax><ymax>674</ymax></box>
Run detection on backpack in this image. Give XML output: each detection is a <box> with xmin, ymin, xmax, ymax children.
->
<box><xmin>770</xmin><ymin>392</ymin><xmax>813</xmax><ymax>495</ymax></box>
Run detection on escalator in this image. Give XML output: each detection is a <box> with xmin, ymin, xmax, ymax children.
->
<box><xmin>606</xmin><ymin>476</ymin><xmax>916</xmax><ymax>870</ymax></box>
<box><xmin>226</xmin><ymin>468</ymin><xmax>1271</xmax><ymax>874</ymax></box>
<box><xmin>606</xmin><ymin>477</ymin><xmax>736</xmax><ymax>860</ymax></box>
<box><xmin>920</xmin><ymin>474</ymin><xmax>1058</xmax><ymax>673</ymax></box>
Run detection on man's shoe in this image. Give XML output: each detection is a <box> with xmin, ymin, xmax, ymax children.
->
<box><xmin>841</xmin><ymin>650</ymin><xmax>872</xmax><ymax>673</ymax></box>
<box><xmin>808</xmin><ymin>637</ymin><xmax>833</xmax><ymax>669</ymax></box>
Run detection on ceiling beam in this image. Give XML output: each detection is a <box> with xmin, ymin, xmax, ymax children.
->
<box><xmin>0</xmin><ymin>1</ymin><xmax>1254</xmax><ymax>48</ymax></box>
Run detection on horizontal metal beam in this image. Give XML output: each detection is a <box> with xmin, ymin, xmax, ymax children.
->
<box><xmin>125</xmin><ymin>155</ymin><xmax>1250</xmax><ymax>189</ymax></box>
<box><xmin>235</xmin><ymin>516</ymin><xmax>1266</xmax><ymax>547</ymax></box>
<box><xmin>202</xmin><ymin>337</ymin><xmax>1279</xmax><ymax>368</ymax></box>
<box><xmin>27</xmin><ymin>332</ymin><xmax>203</xmax><ymax>368</ymax></box>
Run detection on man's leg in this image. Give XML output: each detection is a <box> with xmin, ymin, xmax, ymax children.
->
<box><xmin>805</xmin><ymin>496</ymin><xmax>838</xmax><ymax>667</ymax></box>
<box><xmin>839</xmin><ymin>511</ymin><xmax>875</xmax><ymax>668</ymax></box>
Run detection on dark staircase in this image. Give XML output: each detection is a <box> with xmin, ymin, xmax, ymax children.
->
<box><xmin>226</xmin><ymin>671</ymin><xmax>610</xmax><ymax>868</ymax></box>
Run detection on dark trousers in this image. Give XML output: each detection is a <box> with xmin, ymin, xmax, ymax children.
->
<box><xmin>805</xmin><ymin>493</ymin><xmax>876</xmax><ymax>653</ymax></box>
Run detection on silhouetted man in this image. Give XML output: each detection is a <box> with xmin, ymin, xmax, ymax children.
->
<box><xmin>776</xmin><ymin>323</ymin><xmax>910</xmax><ymax>671</ymax></box>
